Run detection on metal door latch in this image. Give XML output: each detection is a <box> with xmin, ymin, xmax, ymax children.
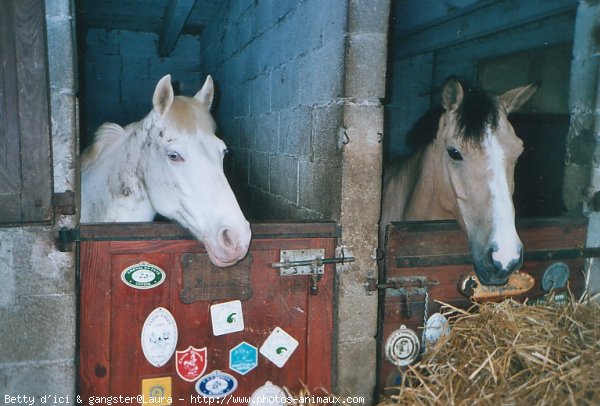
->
<box><xmin>272</xmin><ymin>249</ymin><xmax>355</xmax><ymax>295</ymax></box>
<box><xmin>365</xmin><ymin>276</ymin><xmax>439</xmax><ymax>318</ymax></box>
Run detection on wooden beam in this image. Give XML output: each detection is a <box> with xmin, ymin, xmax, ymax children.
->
<box><xmin>158</xmin><ymin>0</ymin><xmax>197</xmax><ymax>57</ymax></box>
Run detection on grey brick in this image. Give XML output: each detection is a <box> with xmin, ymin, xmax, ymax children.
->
<box><xmin>249</xmin><ymin>151</ymin><xmax>270</xmax><ymax>190</ymax></box>
<box><xmin>0</xmin><ymin>294</ymin><xmax>76</xmax><ymax>363</ymax></box>
<box><xmin>0</xmin><ymin>360</ymin><xmax>75</xmax><ymax>398</ymax></box>
<box><xmin>278</xmin><ymin>107</ymin><xmax>312</xmax><ymax>157</ymax></box>
<box><xmin>249</xmin><ymin>74</ymin><xmax>272</xmax><ymax>115</ymax></box>
<box><xmin>311</xmin><ymin>104</ymin><xmax>343</xmax><ymax>162</ymax></box>
<box><xmin>271</xmin><ymin>59</ymin><xmax>301</xmax><ymax>111</ymax></box>
<box><xmin>255</xmin><ymin>112</ymin><xmax>279</xmax><ymax>152</ymax></box>
<box><xmin>269</xmin><ymin>154</ymin><xmax>298</xmax><ymax>203</ymax></box>
<box><xmin>345</xmin><ymin>33</ymin><xmax>388</xmax><ymax>99</ymax></box>
<box><xmin>299</xmin><ymin>40</ymin><xmax>345</xmax><ymax>106</ymax></box>
<box><xmin>298</xmin><ymin>160</ymin><xmax>342</xmax><ymax>219</ymax></box>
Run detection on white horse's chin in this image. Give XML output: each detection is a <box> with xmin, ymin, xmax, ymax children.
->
<box><xmin>203</xmin><ymin>239</ymin><xmax>248</xmax><ymax>267</ymax></box>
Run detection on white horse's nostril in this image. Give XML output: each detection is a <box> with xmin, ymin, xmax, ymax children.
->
<box><xmin>219</xmin><ymin>228</ymin><xmax>235</xmax><ymax>251</ymax></box>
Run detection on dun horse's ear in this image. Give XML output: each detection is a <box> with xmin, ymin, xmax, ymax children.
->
<box><xmin>152</xmin><ymin>75</ymin><xmax>175</xmax><ymax>118</ymax></box>
<box><xmin>498</xmin><ymin>83</ymin><xmax>538</xmax><ymax>113</ymax></box>
<box><xmin>441</xmin><ymin>77</ymin><xmax>464</xmax><ymax>112</ymax></box>
<box><xmin>194</xmin><ymin>75</ymin><xmax>214</xmax><ymax>110</ymax></box>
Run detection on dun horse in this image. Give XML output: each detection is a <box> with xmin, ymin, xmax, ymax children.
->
<box><xmin>81</xmin><ymin>75</ymin><xmax>251</xmax><ymax>267</ymax></box>
<box><xmin>380</xmin><ymin>78</ymin><xmax>537</xmax><ymax>285</ymax></box>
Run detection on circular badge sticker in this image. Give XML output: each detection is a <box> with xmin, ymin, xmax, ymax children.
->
<box><xmin>249</xmin><ymin>381</ymin><xmax>286</xmax><ymax>406</ymax></box>
<box><xmin>121</xmin><ymin>261</ymin><xmax>165</xmax><ymax>290</ymax></box>
<box><xmin>195</xmin><ymin>370</ymin><xmax>238</xmax><ymax>398</ymax></box>
<box><xmin>385</xmin><ymin>325</ymin><xmax>420</xmax><ymax>366</ymax></box>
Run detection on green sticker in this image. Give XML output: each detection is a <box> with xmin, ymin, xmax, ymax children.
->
<box><xmin>121</xmin><ymin>261</ymin><xmax>166</xmax><ymax>290</ymax></box>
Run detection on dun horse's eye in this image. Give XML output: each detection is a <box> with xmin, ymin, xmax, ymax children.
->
<box><xmin>447</xmin><ymin>147</ymin><xmax>463</xmax><ymax>161</ymax></box>
<box><xmin>167</xmin><ymin>152</ymin><xmax>184</xmax><ymax>162</ymax></box>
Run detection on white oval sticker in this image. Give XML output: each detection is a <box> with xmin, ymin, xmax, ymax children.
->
<box><xmin>141</xmin><ymin>307</ymin><xmax>178</xmax><ymax>367</ymax></box>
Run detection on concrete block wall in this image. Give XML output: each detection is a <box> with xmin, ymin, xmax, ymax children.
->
<box><xmin>82</xmin><ymin>29</ymin><xmax>202</xmax><ymax>146</ymax></box>
<box><xmin>202</xmin><ymin>0</ymin><xmax>347</xmax><ymax>221</ymax></box>
<box><xmin>0</xmin><ymin>0</ymin><xmax>78</xmax><ymax>397</ymax></box>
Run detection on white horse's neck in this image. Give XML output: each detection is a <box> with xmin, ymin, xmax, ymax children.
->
<box><xmin>81</xmin><ymin>116</ymin><xmax>157</xmax><ymax>222</ymax></box>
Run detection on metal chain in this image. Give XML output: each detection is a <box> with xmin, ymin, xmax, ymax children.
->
<box><xmin>421</xmin><ymin>287</ymin><xmax>430</xmax><ymax>352</ymax></box>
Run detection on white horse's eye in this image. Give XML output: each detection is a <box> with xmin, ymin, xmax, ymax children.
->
<box><xmin>168</xmin><ymin>152</ymin><xmax>184</xmax><ymax>162</ymax></box>
<box><xmin>447</xmin><ymin>147</ymin><xmax>463</xmax><ymax>161</ymax></box>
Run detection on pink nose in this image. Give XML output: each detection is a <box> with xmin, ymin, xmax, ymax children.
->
<box><xmin>217</xmin><ymin>225</ymin><xmax>250</xmax><ymax>261</ymax></box>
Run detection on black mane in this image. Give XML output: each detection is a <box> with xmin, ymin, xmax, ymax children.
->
<box><xmin>456</xmin><ymin>88</ymin><xmax>499</xmax><ymax>144</ymax></box>
<box><xmin>407</xmin><ymin>87</ymin><xmax>499</xmax><ymax>150</ymax></box>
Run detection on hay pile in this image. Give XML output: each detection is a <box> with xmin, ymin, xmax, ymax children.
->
<box><xmin>382</xmin><ymin>298</ymin><xmax>600</xmax><ymax>405</ymax></box>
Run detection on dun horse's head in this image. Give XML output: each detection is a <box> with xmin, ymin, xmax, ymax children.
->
<box><xmin>141</xmin><ymin>75</ymin><xmax>251</xmax><ymax>267</ymax></box>
<box><xmin>436</xmin><ymin>78</ymin><xmax>537</xmax><ymax>285</ymax></box>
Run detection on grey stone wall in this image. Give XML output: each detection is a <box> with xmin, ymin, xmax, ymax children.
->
<box><xmin>0</xmin><ymin>0</ymin><xmax>78</xmax><ymax>397</ymax></box>
<box><xmin>82</xmin><ymin>29</ymin><xmax>201</xmax><ymax>145</ymax></box>
<box><xmin>202</xmin><ymin>1</ymin><xmax>389</xmax><ymax>402</ymax></box>
<box><xmin>201</xmin><ymin>0</ymin><xmax>346</xmax><ymax>221</ymax></box>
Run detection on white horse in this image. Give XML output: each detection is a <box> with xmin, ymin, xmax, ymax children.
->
<box><xmin>81</xmin><ymin>75</ymin><xmax>251</xmax><ymax>267</ymax></box>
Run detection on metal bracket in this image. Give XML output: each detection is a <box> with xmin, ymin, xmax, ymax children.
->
<box><xmin>272</xmin><ymin>249</ymin><xmax>355</xmax><ymax>276</ymax></box>
<box><xmin>365</xmin><ymin>275</ymin><xmax>439</xmax><ymax>292</ymax></box>
<box><xmin>272</xmin><ymin>249</ymin><xmax>355</xmax><ymax>295</ymax></box>
<box><xmin>54</xmin><ymin>190</ymin><xmax>76</xmax><ymax>215</ymax></box>
<box><xmin>58</xmin><ymin>227</ymin><xmax>79</xmax><ymax>252</ymax></box>
<box><xmin>366</xmin><ymin>276</ymin><xmax>439</xmax><ymax>318</ymax></box>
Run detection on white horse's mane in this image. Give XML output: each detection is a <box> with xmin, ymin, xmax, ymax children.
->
<box><xmin>81</xmin><ymin>122</ymin><xmax>128</xmax><ymax>171</ymax></box>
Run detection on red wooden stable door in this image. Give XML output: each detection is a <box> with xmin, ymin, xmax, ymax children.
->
<box><xmin>377</xmin><ymin>217</ymin><xmax>589</xmax><ymax>397</ymax></box>
<box><xmin>78</xmin><ymin>222</ymin><xmax>337</xmax><ymax>402</ymax></box>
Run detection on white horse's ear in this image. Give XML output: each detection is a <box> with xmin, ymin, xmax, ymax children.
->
<box><xmin>194</xmin><ymin>75</ymin><xmax>214</xmax><ymax>110</ymax></box>
<box><xmin>441</xmin><ymin>77</ymin><xmax>464</xmax><ymax>112</ymax></box>
<box><xmin>498</xmin><ymin>83</ymin><xmax>538</xmax><ymax>113</ymax></box>
<box><xmin>153</xmin><ymin>74</ymin><xmax>175</xmax><ymax>117</ymax></box>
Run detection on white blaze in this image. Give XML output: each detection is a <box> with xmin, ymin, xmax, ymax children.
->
<box><xmin>484</xmin><ymin>130</ymin><xmax>521</xmax><ymax>271</ymax></box>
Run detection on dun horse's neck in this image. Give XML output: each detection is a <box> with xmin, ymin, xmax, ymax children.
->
<box><xmin>403</xmin><ymin>143</ymin><xmax>456</xmax><ymax>221</ymax></box>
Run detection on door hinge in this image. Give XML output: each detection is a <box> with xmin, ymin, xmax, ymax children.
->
<box><xmin>54</xmin><ymin>190</ymin><xmax>76</xmax><ymax>215</ymax></box>
<box><xmin>58</xmin><ymin>227</ymin><xmax>80</xmax><ymax>252</ymax></box>
<box><xmin>271</xmin><ymin>249</ymin><xmax>355</xmax><ymax>295</ymax></box>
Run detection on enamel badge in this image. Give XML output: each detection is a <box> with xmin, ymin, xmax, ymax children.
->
<box><xmin>195</xmin><ymin>370</ymin><xmax>238</xmax><ymax>398</ymax></box>
<box><xmin>141</xmin><ymin>377</ymin><xmax>172</xmax><ymax>405</ymax></box>
<box><xmin>141</xmin><ymin>307</ymin><xmax>178</xmax><ymax>367</ymax></box>
<box><xmin>423</xmin><ymin>313</ymin><xmax>450</xmax><ymax>351</ymax></box>
<box><xmin>210</xmin><ymin>300</ymin><xmax>244</xmax><ymax>336</ymax></box>
<box><xmin>249</xmin><ymin>382</ymin><xmax>286</xmax><ymax>406</ymax></box>
<box><xmin>121</xmin><ymin>261</ymin><xmax>165</xmax><ymax>290</ymax></box>
<box><xmin>229</xmin><ymin>341</ymin><xmax>258</xmax><ymax>375</ymax></box>
<box><xmin>385</xmin><ymin>325</ymin><xmax>420</xmax><ymax>367</ymax></box>
<box><xmin>176</xmin><ymin>346</ymin><xmax>207</xmax><ymax>382</ymax></box>
<box><xmin>259</xmin><ymin>327</ymin><xmax>298</xmax><ymax>368</ymax></box>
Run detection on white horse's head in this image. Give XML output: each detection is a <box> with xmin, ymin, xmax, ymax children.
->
<box><xmin>140</xmin><ymin>75</ymin><xmax>251</xmax><ymax>267</ymax></box>
<box><xmin>437</xmin><ymin>78</ymin><xmax>537</xmax><ymax>285</ymax></box>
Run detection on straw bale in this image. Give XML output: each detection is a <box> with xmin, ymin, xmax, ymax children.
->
<box><xmin>380</xmin><ymin>298</ymin><xmax>600</xmax><ymax>406</ymax></box>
